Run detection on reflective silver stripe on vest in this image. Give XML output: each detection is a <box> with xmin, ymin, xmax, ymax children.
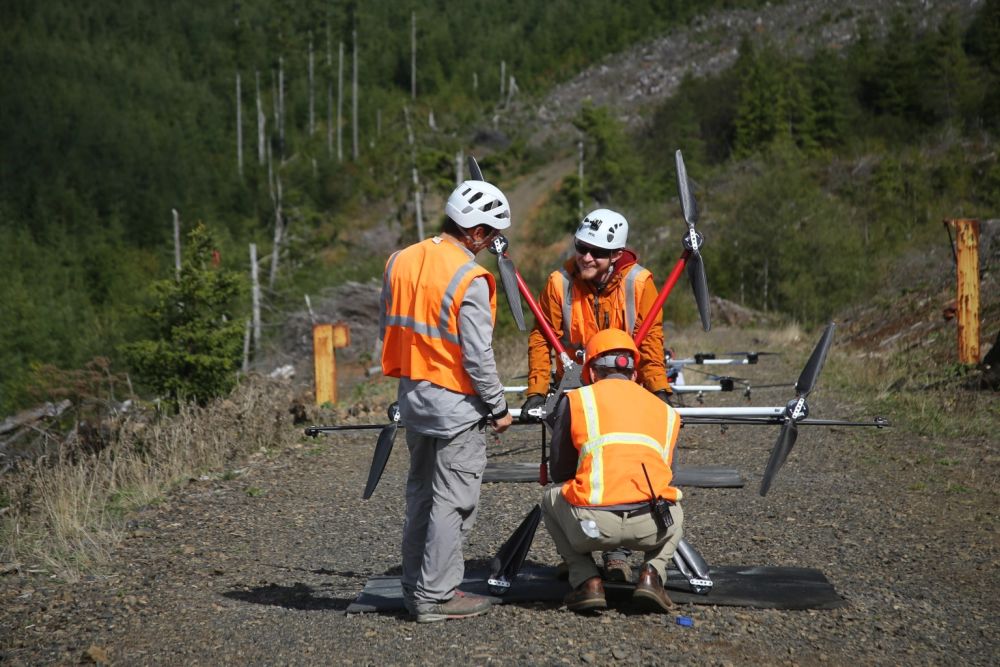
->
<box><xmin>384</xmin><ymin>257</ymin><xmax>480</xmax><ymax>346</ymax></box>
<box><xmin>624</xmin><ymin>264</ymin><xmax>644</xmax><ymax>336</ymax></box>
<box><xmin>558</xmin><ymin>269</ymin><xmax>573</xmax><ymax>349</ymax></box>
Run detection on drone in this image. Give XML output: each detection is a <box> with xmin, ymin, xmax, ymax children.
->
<box><xmin>305</xmin><ymin>150</ymin><xmax>889</xmax><ymax>600</ymax></box>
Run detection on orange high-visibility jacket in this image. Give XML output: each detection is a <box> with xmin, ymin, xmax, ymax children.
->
<box><xmin>561</xmin><ymin>378</ymin><xmax>682</xmax><ymax>506</ymax></box>
<box><xmin>527</xmin><ymin>253</ymin><xmax>668</xmax><ymax>396</ymax></box>
<box><xmin>381</xmin><ymin>237</ymin><xmax>496</xmax><ymax>395</ymax></box>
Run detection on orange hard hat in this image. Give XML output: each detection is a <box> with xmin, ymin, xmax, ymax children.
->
<box><xmin>583</xmin><ymin>328</ymin><xmax>639</xmax><ymax>384</ymax></box>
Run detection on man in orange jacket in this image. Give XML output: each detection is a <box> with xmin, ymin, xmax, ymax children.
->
<box><xmin>522</xmin><ymin>208</ymin><xmax>670</xmax><ymax>412</ymax></box>
<box><xmin>541</xmin><ymin>328</ymin><xmax>684</xmax><ymax>614</ymax></box>
<box><xmin>380</xmin><ymin>179</ymin><xmax>514</xmax><ymax>623</ymax></box>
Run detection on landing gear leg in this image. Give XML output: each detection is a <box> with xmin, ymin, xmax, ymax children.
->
<box><xmin>672</xmin><ymin>538</ymin><xmax>712</xmax><ymax>594</ymax></box>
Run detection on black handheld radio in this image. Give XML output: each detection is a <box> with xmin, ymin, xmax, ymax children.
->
<box><xmin>641</xmin><ymin>463</ymin><xmax>674</xmax><ymax>530</ymax></box>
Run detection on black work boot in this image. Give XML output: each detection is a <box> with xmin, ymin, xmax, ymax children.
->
<box><xmin>564</xmin><ymin>576</ymin><xmax>607</xmax><ymax>613</ymax></box>
<box><xmin>632</xmin><ymin>564</ymin><xmax>673</xmax><ymax>613</ymax></box>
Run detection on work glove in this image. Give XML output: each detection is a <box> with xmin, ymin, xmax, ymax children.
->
<box><xmin>520</xmin><ymin>394</ymin><xmax>545</xmax><ymax>422</ymax></box>
<box><xmin>654</xmin><ymin>389</ymin><xmax>674</xmax><ymax>407</ymax></box>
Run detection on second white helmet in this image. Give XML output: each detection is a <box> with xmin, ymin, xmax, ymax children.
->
<box><xmin>445</xmin><ymin>180</ymin><xmax>511</xmax><ymax>230</ymax></box>
<box><xmin>574</xmin><ymin>208</ymin><xmax>628</xmax><ymax>250</ymax></box>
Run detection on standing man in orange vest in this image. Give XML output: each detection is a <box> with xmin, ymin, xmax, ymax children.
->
<box><xmin>540</xmin><ymin>328</ymin><xmax>683</xmax><ymax>614</ymax></box>
<box><xmin>380</xmin><ymin>179</ymin><xmax>514</xmax><ymax>623</ymax></box>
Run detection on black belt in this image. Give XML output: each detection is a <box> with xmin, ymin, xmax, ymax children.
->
<box><xmin>606</xmin><ymin>505</ymin><xmax>652</xmax><ymax>518</ymax></box>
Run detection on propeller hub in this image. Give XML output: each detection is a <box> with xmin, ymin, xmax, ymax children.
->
<box><xmin>683</xmin><ymin>228</ymin><xmax>704</xmax><ymax>252</ymax></box>
<box><xmin>488</xmin><ymin>234</ymin><xmax>509</xmax><ymax>256</ymax></box>
<box><xmin>785</xmin><ymin>397</ymin><xmax>809</xmax><ymax>422</ymax></box>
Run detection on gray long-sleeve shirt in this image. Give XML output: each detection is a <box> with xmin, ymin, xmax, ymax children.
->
<box><xmin>380</xmin><ymin>237</ymin><xmax>507</xmax><ymax>439</ymax></box>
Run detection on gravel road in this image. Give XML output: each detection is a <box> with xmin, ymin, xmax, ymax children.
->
<box><xmin>2</xmin><ymin>330</ymin><xmax>997</xmax><ymax>666</ymax></box>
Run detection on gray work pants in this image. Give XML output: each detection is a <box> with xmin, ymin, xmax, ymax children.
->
<box><xmin>401</xmin><ymin>424</ymin><xmax>487</xmax><ymax>611</ymax></box>
<box><xmin>541</xmin><ymin>485</ymin><xmax>684</xmax><ymax>589</ymax></box>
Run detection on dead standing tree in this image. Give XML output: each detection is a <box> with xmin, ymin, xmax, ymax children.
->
<box><xmin>403</xmin><ymin>106</ymin><xmax>425</xmax><ymax>240</ymax></box>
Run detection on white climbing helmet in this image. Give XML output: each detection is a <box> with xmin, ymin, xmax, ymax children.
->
<box><xmin>445</xmin><ymin>180</ymin><xmax>511</xmax><ymax>230</ymax></box>
<box><xmin>574</xmin><ymin>208</ymin><xmax>628</xmax><ymax>250</ymax></box>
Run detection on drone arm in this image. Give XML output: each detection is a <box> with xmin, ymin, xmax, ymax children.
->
<box><xmin>519</xmin><ymin>267</ymin><xmax>574</xmax><ymax>367</ymax></box>
<box><xmin>634</xmin><ymin>249</ymin><xmax>691</xmax><ymax>347</ymax></box>
<box><xmin>304</xmin><ymin>423</ymin><xmax>392</xmax><ymax>436</ymax></box>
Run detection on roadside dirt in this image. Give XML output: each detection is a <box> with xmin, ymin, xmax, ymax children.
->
<box><xmin>2</xmin><ymin>326</ymin><xmax>996</xmax><ymax>666</ymax></box>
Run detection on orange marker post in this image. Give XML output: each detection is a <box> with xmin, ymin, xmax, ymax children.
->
<box><xmin>944</xmin><ymin>219</ymin><xmax>981</xmax><ymax>364</ymax></box>
<box><xmin>313</xmin><ymin>323</ymin><xmax>351</xmax><ymax>405</ymax></box>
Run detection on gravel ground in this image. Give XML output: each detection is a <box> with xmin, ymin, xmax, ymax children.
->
<box><xmin>2</xmin><ymin>330</ymin><xmax>997</xmax><ymax>666</ymax></box>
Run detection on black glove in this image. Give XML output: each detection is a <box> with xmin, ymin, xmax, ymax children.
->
<box><xmin>654</xmin><ymin>389</ymin><xmax>674</xmax><ymax>407</ymax></box>
<box><xmin>520</xmin><ymin>394</ymin><xmax>545</xmax><ymax>422</ymax></box>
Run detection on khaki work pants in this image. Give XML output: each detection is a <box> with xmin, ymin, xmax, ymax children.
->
<box><xmin>541</xmin><ymin>485</ymin><xmax>684</xmax><ymax>589</ymax></box>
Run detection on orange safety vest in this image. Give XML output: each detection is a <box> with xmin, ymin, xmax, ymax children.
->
<box><xmin>561</xmin><ymin>378</ymin><xmax>682</xmax><ymax>506</ymax></box>
<box><xmin>381</xmin><ymin>237</ymin><xmax>497</xmax><ymax>395</ymax></box>
<box><xmin>553</xmin><ymin>263</ymin><xmax>652</xmax><ymax>351</ymax></box>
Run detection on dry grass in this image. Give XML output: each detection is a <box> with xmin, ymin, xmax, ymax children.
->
<box><xmin>0</xmin><ymin>377</ymin><xmax>299</xmax><ymax>581</ymax></box>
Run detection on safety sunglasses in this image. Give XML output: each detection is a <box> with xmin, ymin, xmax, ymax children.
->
<box><xmin>574</xmin><ymin>241</ymin><xmax>613</xmax><ymax>259</ymax></box>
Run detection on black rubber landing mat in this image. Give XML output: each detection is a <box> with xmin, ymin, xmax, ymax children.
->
<box><xmin>347</xmin><ymin>564</ymin><xmax>845</xmax><ymax>613</ymax></box>
<box><xmin>483</xmin><ymin>463</ymin><xmax>744</xmax><ymax>488</ymax></box>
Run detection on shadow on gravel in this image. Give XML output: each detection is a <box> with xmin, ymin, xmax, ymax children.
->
<box><xmin>222</xmin><ymin>582</ymin><xmax>354</xmax><ymax>613</ymax></box>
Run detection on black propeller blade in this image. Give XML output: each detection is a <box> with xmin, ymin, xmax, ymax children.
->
<box><xmin>470</xmin><ymin>153</ymin><xmax>526</xmax><ymax>331</ymax></box>
<box><xmin>489</xmin><ymin>235</ymin><xmax>527</xmax><ymax>331</ymax></box>
<box><xmin>488</xmin><ymin>504</ymin><xmax>541</xmax><ymax>595</ymax></box>
<box><xmin>362</xmin><ymin>403</ymin><xmax>401</xmax><ymax>500</ymax></box>
<box><xmin>467</xmin><ymin>155</ymin><xmax>484</xmax><ymax>181</ymax></box>
<box><xmin>676</xmin><ymin>150</ymin><xmax>711</xmax><ymax>331</ymax></box>
<box><xmin>759</xmin><ymin>323</ymin><xmax>836</xmax><ymax>496</ymax></box>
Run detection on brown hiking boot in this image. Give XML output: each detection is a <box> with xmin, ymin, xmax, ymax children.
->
<box><xmin>632</xmin><ymin>564</ymin><xmax>673</xmax><ymax>613</ymax></box>
<box><xmin>564</xmin><ymin>576</ymin><xmax>607</xmax><ymax>613</ymax></box>
<box><xmin>414</xmin><ymin>590</ymin><xmax>492</xmax><ymax>623</ymax></box>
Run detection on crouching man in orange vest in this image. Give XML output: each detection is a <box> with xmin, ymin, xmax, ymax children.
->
<box><xmin>540</xmin><ymin>328</ymin><xmax>684</xmax><ymax>613</ymax></box>
<box><xmin>380</xmin><ymin>179</ymin><xmax>514</xmax><ymax>623</ymax></box>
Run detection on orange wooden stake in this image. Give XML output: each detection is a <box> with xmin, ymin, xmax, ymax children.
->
<box><xmin>944</xmin><ymin>219</ymin><xmax>981</xmax><ymax>364</ymax></box>
<box><xmin>313</xmin><ymin>323</ymin><xmax>351</xmax><ymax>405</ymax></box>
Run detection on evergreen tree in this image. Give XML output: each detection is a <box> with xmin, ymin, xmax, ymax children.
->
<box><xmin>122</xmin><ymin>224</ymin><xmax>244</xmax><ymax>409</ymax></box>
<box><xmin>922</xmin><ymin>12</ymin><xmax>978</xmax><ymax>125</ymax></box>
<box><xmin>733</xmin><ymin>40</ymin><xmax>786</xmax><ymax>157</ymax></box>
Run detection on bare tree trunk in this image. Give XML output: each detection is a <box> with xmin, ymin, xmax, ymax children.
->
<box><xmin>473</xmin><ymin>72</ymin><xmax>478</xmax><ymax>94</ymax></box>
<box><xmin>242</xmin><ymin>319</ymin><xmax>252</xmax><ymax>372</ymax></box>
<box><xmin>304</xmin><ymin>294</ymin><xmax>317</xmax><ymax>325</ymax></box>
<box><xmin>455</xmin><ymin>150</ymin><xmax>463</xmax><ymax>185</ymax></box>
<box><xmin>326</xmin><ymin>27</ymin><xmax>332</xmax><ymax>157</ymax></box>
<box><xmin>428</xmin><ymin>109</ymin><xmax>436</xmax><ymax>131</ymax></box>
<box><xmin>414</xmin><ymin>184</ymin><xmax>424</xmax><ymax>240</ymax></box>
<box><xmin>337</xmin><ymin>41</ymin><xmax>344</xmax><ymax>163</ymax></box>
<box><xmin>235</xmin><ymin>72</ymin><xmax>243</xmax><ymax>179</ymax></box>
<box><xmin>411</xmin><ymin>11</ymin><xmax>417</xmax><ymax>100</ymax></box>
<box><xmin>308</xmin><ymin>34</ymin><xmax>315</xmax><ymax>136</ymax></box>
<box><xmin>250</xmin><ymin>244</ymin><xmax>261</xmax><ymax>354</ymax></box>
<box><xmin>268</xmin><ymin>173</ymin><xmax>284</xmax><ymax>289</ymax></box>
<box><xmin>500</xmin><ymin>60</ymin><xmax>506</xmax><ymax>102</ymax></box>
<box><xmin>256</xmin><ymin>69</ymin><xmax>266</xmax><ymax>165</ymax></box>
<box><xmin>506</xmin><ymin>75</ymin><xmax>518</xmax><ymax>107</ymax></box>
<box><xmin>278</xmin><ymin>57</ymin><xmax>285</xmax><ymax>158</ymax></box>
<box><xmin>763</xmin><ymin>258</ymin><xmax>769</xmax><ymax>312</ymax></box>
<box><xmin>172</xmin><ymin>208</ymin><xmax>182</xmax><ymax>281</ymax></box>
<box><xmin>352</xmin><ymin>29</ymin><xmax>359</xmax><ymax>160</ymax></box>
<box><xmin>404</xmin><ymin>106</ymin><xmax>424</xmax><ymax>240</ymax></box>
<box><xmin>577</xmin><ymin>140</ymin><xmax>585</xmax><ymax>217</ymax></box>
<box><xmin>271</xmin><ymin>69</ymin><xmax>280</xmax><ymax>159</ymax></box>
